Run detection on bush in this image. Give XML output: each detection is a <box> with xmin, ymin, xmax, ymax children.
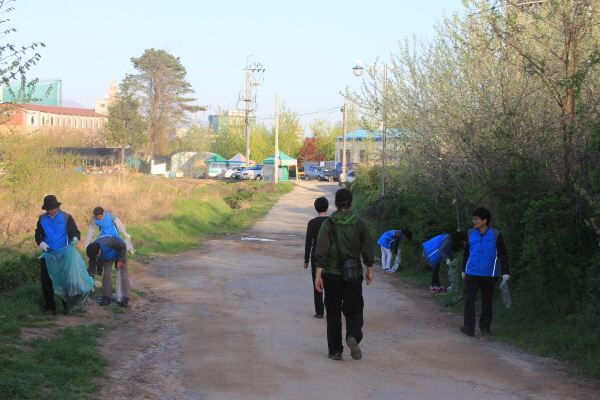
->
<box><xmin>0</xmin><ymin>249</ymin><xmax>38</xmax><ymax>294</ymax></box>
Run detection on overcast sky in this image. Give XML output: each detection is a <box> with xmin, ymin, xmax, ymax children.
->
<box><xmin>9</xmin><ymin>0</ymin><xmax>464</xmax><ymax>131</ymax></box>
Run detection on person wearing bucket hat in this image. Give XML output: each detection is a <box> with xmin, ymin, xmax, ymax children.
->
<box><xmin>35</xmin><ymin>195</ymin><xmax>81</xmax><ymax>315</ymax></box>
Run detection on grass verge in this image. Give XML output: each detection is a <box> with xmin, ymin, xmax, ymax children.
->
<box><xmin>0</xmin><ymin>179</ymin><xmax>295</xmax><ymax>398</ymax></box>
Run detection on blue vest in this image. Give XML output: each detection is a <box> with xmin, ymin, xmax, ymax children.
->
<box><xmin>40</xmin><ymin>210</ymin><xmax>72</xmax><ymax>251</ymax></box>
<box><xmin>465</xmin><ymin>227</ymin><xmax>500</xmax><ymax>277</ymax></box>
<box><xmin>377</xmin><ymin>230</ymin><xmax>402</xmax><ymax>249</ymax></box>
<box><xmin>96</xmin><ymin>212</ymin><xmax>119</xmax><ymax>238</ymax></box>
<box><xmin>422</xmin><ymin>234</ymin><xmax>450</xmax><ymax>265</ymax></box>
<box><xmin>96</xmin><ymin>235</ymin><xmax>124</xmax><ymax>260</ymax></box>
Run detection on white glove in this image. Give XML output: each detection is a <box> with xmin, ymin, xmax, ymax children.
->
<box><xmin>445</xmin><ymin>258</ymin><xmax>452</xmax><ymax>266</ymax></box>
<box><xmin>72</xmin><ymin>237</ymin><xmax>79</xmax><ymax>244</ymax></box>
<box><xmin>124</xmin><ymin>234</ymin><xmax>131</xmax><ymax>240</ymax></box>
<box><xmin>502</xmin><ymin>274</ymin><xmax>510</xmax><ymax>281</ymax></box>
<box><xmin>39</xmin><ymin>242</ymin><xmax>49</xmax><ymax>252</ymax></box>
<box><xmin>461</xmin><ymin>272</ymin><xmax>466</xmax><ymax>280</ymax></box>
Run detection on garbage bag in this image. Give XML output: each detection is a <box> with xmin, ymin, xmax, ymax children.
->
<box><xmin>447</xmin><ymin>261</ymin><xmax>460</xmax><ymax>292</ymax></box>
<box><xmin>390</xmin><ymin>250</ymin><xmax>401</xmax><ymax>272</ymax></box>
<box><xmin>499</xmin><ymin>278</ymin><xmax>512</xmax><ymax>308</ymax></box>
<box><xmin>40</xmin><ymin>243</ymin><xmax>94</xmax><ymax>310</ymax></box>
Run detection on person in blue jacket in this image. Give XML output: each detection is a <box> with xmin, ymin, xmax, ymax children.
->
<box><xmin>460</xmin><ymin>207</ymin><xmax>510</xmax><ymax>336</ymax></box>
<box><xmin>86</xmin><ymin>235</ymin><xmax>130</xmax><ymax>308</ymax></box>
<box><xmin>84</xmin><ymin>207</ymin><xmax>135</xmax><ymax>254</ymax></box>
<box><xmin>35</xmin><ymin>195</ymin><xmax>81</xmax><ymax>315</ymax></box>
<box><xmin>422</xmin><ymin>231</ymin><xmax>465</xmax><ymax>293</ymax></box>
<box><xmin>377</xmin><ymin>229</ymin><xmax>412</xmax><ymax>273</ymax></box>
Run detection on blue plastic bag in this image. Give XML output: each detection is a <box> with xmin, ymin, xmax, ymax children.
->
<box><xmin>39</xmin><ymin>243</ymin><xmax>94</xmax><ymax>310</ymax></box>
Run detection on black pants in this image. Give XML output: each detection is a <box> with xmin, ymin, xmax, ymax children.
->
<box><xmin>41</xmin><ymin>258</ymin><xmax>67</xmax><ymax>312</ymax></box>
<box><xmin>310</xmin><ymin>261</ymin><xmax>324</xmax><ymax>315</ymax></box>
<box><xmin>431</xmin><ymin>263</ymin><xmax>441</xmax><ymax>287</ymax></box>
<box><xmin>323</xmin><ymin>273</ymin><xmax>364</xmax><ymax>354</ymax></box>
<box><xmin>464</xmin><ymin>274</ymin><xmax>498</xmax><ymax>330</ymax></box>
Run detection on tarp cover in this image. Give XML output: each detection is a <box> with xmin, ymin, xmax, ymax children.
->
<box><xmin>40</xmin><ymin>244</ymin><xmax>94</xmax><ymax>310</ymax></box>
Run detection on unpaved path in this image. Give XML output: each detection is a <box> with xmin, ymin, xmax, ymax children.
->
<box><xmin>97</xmin><ymin>182</ymin><xmax>599</xmax><ymax>400</ymax></box>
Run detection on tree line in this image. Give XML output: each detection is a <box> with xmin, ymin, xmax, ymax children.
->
<box><xmin>346</xmin><ymin>0</ymin><xmax>600</xmax><ymax>376</ymax></box>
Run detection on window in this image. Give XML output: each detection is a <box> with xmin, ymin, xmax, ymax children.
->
<box><xmin>42</xmin><ymin>116</ymin><xmax>45</xmax><ymax>125</ymax></box>
<box><xmin>69</xmin><ymin>118</ymin><xmax>72</xmax><ymax>127</ymax></box>
<box><xmin>359</xmin><ymin>150</ymin><xmax>366</xmax><ymax>163</ymax></box>
<box><xmin>100</xmin><ymin>103</ymin><xmax>105</xmax><ymax>108</ymax></box>
<box><xmin>51</xmin><ymin>117</ymin><xmax>54</xmax><ymax>126</ymax></box>
<box><xmin>57</xmin><ymin>117</ymin><xmax>60</xmax><ymax>127</ymax></box>
<box><xmin>31</xmin><ymin>115</ymin><xmax>34</xmax><ymax>125</ymax></box>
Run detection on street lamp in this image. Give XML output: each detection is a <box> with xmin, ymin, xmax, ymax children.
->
<box><xmin>352</xmin><ymin>60</ymin><xmax>388</xmax><ymax>197</ymax></box>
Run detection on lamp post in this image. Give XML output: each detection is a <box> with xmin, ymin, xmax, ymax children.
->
<box><xmin>352</xmin><ymin>61</ymin><xmax>388</xmax><ymax>197</ymax></box>
<box><xmin>340</xmin><ymin>103</ymin><xmax>347</xmax><ymax>189</ymax></box>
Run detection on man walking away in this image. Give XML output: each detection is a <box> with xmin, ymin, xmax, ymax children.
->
<box><xmin>460</xmin><ymin>207</ymin><xmax>509</xmax><ymax>336</ymax></box>
<box><xmin>304</xmin><ymin>196</ymin><xmax>329</xmax><ymax>318</ymax></box>
<box><xmin>35</xmin><ymin>195</ymin><xmax>80</xmax><ymax>315</ymax></box>
<box><xmin>314</xmin><ymin>189</ymin><xmax>374</xmax><ymax>360</ymax></box>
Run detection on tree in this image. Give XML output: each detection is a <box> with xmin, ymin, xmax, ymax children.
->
<box><xmin>105</xmin><ymin>94</ymin><xmax>147</xmax><ymax>155</ymax></box>
<box><xmin>275</xmin><ymin>103</ymin><xmax>302</xmax><ymax>158</ymax></box>
<box><xmin>122</xmin><ymin>49</ymin><xmax>205</xmax><ymax>155</ymax></box>
<box><xmin>0</xmin><ymin>0</ymin><xmax>45</xmax><ymax>125</ymax></box>
<box><xmin>298</xmin><ymin>137</ymin><xmax>325</xmax><ymax>162</ymax></box>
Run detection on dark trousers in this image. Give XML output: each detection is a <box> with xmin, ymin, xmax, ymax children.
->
<box><xmin>310</xmin><ymin>261</ymin><xmax>324</xmax><ymax>315</ymax></box>
<box><xmin>323</xmin><ymin>273</ymin><xmax>364</xmax><ymax>354</ymax></box>
<box><xmin>431</xmin><ymin>263</ymin><xmax>441</xmax><ymax>287</ymax></box>
<box><xmin>464</xmin><ymin>274</ymin><xmax>498</xmax><ymax>330</ymax></box>
<box><xmin>40</xmin><ymin>258</ymin><xmax>67</xmax><ymax>312</ymax></box>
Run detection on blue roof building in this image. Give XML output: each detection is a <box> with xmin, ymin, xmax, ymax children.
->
<box><xmin>334</xmin><ymin>129</ymin><xmax>403</xmax><ymax>165</ymax></box>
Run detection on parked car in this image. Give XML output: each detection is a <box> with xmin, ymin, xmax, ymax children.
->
<box><xmin>346</xmin><ymin>169</ymin><xmax>356</xmax><ymax>183</ymax></box>
<box><xmin>231</xmin><ymin>168</ymin><xmax>245</xmax><ymax>179</ymax></box>
<box><xmin>305</xmin><ymin>166</ymin><xmax>325</xmax><ymax>181</ymax></box>
<box><xmin>222</xmin><ymin>166</ymin><xmax>245</xmax><ymax>179</ymax></box>
<box><xmin>241</xmin><ymin>164</ymin><xmax>263</xmax><ymax>180</ymax></box>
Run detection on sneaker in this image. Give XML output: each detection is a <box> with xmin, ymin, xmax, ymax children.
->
<box><xmin>382</xmin><ymin>269</ymin><xmax>390</xmax><ymax>273</ymax></box>
<box><xmin>430</xmin><ymin>286</ymin><xmax>440</xmax><ymax>293</ymax></box>
<box><xmin>327</xmin><ymin>352</ymin><xmax>342</xmax><ymax>360</ymax></box>
<box><xmin>314</xmin><ymin>314</ymin><xmax>324</xmax><ymax>319</ymax></box>
<box><xmin>438</xmin><ymin>286</ymin><xmax>448</xmax><ymax>293</ymax></box>
<box><xmin>480</xmin><ymin>328</ymin><xmax>493</xmax><ymax>335</ymax></box>
<box><xmin>346</xmin><ymin>335</ymin><xmax>362</xmax><ymax>360</ymax></box>
<box><xmin>121</xmin><ymin>297</ymin><xmax>129</xmax><ymax>309</ymax></box>
<box><xmin>460</xmin><ymin>326</ymin><xmax>475</xmax><ymax>337</ymax></box>
<box><xmin>99</xmin><ymin>296</ymin><xmax>111</xmax><ymax>306</ymax></box>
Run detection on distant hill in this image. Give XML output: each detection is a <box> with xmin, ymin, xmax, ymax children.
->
<box><xmin>61</xmin><ymin>99</ymin><xmax>88</xmax><ymax>109</ymax></box>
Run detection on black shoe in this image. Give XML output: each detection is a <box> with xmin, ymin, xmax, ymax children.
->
<box><xmin>346</xmin><ymin>335</ymin><xmax>362</xmax><ymax>360</ymax></box>
<box><xmin>43</xmin><ymin>309</ymin><xmax>56</xmax><ymax>316</ymax></box>
<box><xmin>327</xmin><ymin>352</ymin><xmax>342</xmax><ymax>360</ymax></box>
<box><xmin>121</xmin><ymin>297</ymin><xmax>129</xmax><ymax>309</ymax></box>
<box><xmin>99</xmin><ymin>296</ymin><xmax>111</xmax><ymax>306</ymax></box>
<box><xmin>460</xmin><ymin>326</ymin><xmax>475</xmax><ymax>337</ymax></box>
<box><xmin>480</xmin><ymin>328</ymin><xmax>493</xmax><ymax>335</ymax></box>
<box><xmin>314</xmin><ymin>314</ymin><xmax>324</xmax><ymax>319</ymax></box>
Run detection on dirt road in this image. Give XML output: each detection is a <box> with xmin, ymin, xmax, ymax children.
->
<box><xmin>98</xmin><ymin>181</ymin><xmax>599</xmax><ymax>400</ymax></box>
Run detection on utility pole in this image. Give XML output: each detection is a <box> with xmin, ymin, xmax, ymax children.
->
<box><xmin>239</xmin><ymin>56</ymin><xmax>265</xmax><ymax>168</ymax></box>
<box><xmin>340</xmin><ymin>104</ymin><xmax>347</xmax><ymax>189</ymax></box>
<box><xmin>274</xmin><ymin>93</ymin><xmax>279</xmax><ymax>183</ymax></box>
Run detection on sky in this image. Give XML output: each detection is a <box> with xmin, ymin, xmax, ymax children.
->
<box><xmin>9</xmin><ymin>0</ymin><xmax>465</xmax><ymax>133</ymax></box>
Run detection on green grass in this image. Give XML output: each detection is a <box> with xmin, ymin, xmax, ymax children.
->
<box><xmin>0</xmin><ymin>284</ymin><xmax>107</xmax><ymax>399</ymax></box>
<box><xmin>127</xmin><ymin>182</ymin><xmax>294</xmax><ymax>256</ymax></box>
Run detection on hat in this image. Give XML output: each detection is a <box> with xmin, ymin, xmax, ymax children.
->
<box><xmin>335</xmin><ymin>189</ymin><xmax>353</xmax><ymax>208</ymax></box>
<box><xmin>41</xmin><ymin>195</ymin><xmax>61</xmax><ymax>210</ymax></box>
